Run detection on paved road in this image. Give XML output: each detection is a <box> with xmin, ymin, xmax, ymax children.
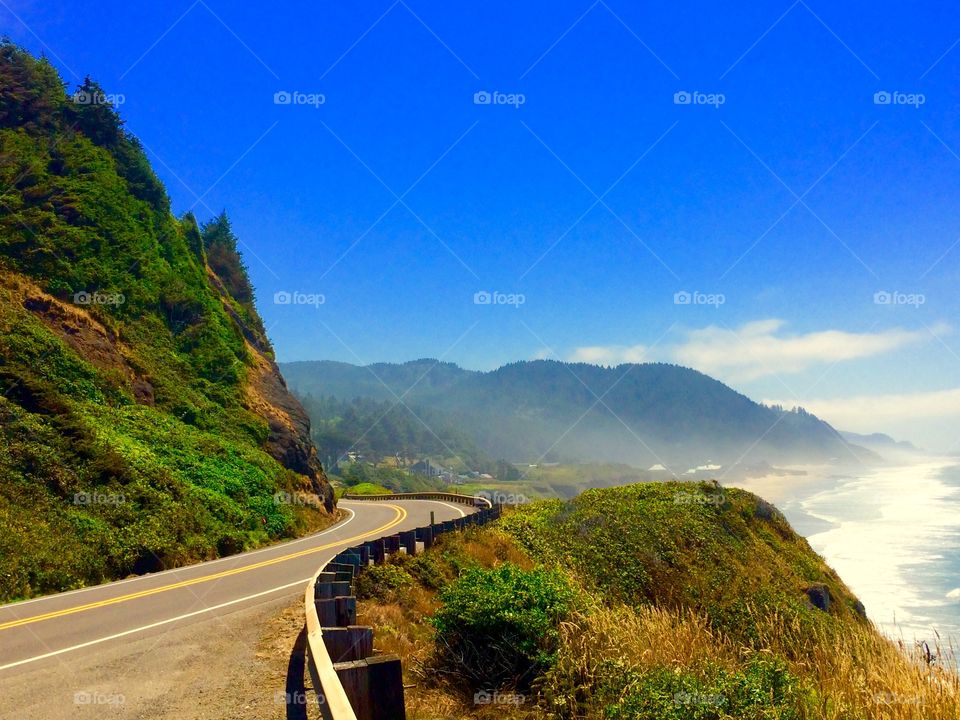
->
<box><xmin>0</xmin><ymin>499</ymin><xmax>467</xmax><ymax>679</ymax></box>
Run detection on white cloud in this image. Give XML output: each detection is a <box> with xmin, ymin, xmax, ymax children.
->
<box><xmin>764</xmin><ymin>388</ymin><xmax>960</xmax><ymax>451</ymax></box>
<box><xmin>569</xmin><ymin>344</ymin><xmax>649</xmax><ymax>365</ymax></box>
<box><xmin>671</xmin><ymin>319</ymin><xmax>947</xmax><ymax>381</ymax></box>
<box><xmin>766</xmin><ymin>388</ymin><xmax>960</xmax><ymax>427</ymax></box>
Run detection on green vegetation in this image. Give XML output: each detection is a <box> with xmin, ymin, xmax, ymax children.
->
<box><xmin>456</xmin><ymin>462</ymin><xmax>655</xmax><ymax>502</ymax></box>
<box><xmin>301</xmin><ymin>394</ymin><xmax>494</xmax><ymax>472</ymax></box>
<box><xmin>596</xmin><ymin>658</ymin><xmax>810</xmax><ymax>720</ymax></box>
<box><xmin>282</xmin><ymin>358</ymin><xmax>862</xmax><ymax>468</ymax></box>
<box><xmin>338</xmin><ymin>482</ymin><xmax>392</xmax><ymax>497</ymax></box>
<box><xmin>431</xmin><ymin>564</ymin><xmax>577</xmax><ymax>690</ymax></box>
<box><xmin>0</xmin><ymin>43</ymin><xmax>330</xmax><ymax>602</ymax></box>
<box><xmin>499</xmin><ymin>481</ymin><xmax>867</xmax><ymax>645</ymax></box>
<box><xmin>334</xmin><ymin>461</ymin><xmax>446</xmax><ymax>493</ymax></box>
<box><xmin>355</xmin><ymin>483</ymin><xmax>960</xmax><ymax>719</ymax></box>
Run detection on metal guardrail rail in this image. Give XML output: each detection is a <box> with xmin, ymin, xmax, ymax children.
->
<box><xmin>303</xmin><ymin>494</ymin><xmax>500</xmax><ymax>720</ymax></box>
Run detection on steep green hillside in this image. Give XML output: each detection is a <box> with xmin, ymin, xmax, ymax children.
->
<box><xmin>0</xmin><ymin>42</ymin><xmax>332</xmax><ymax>602</ymax></box>
<box><xmin>355</xmin><ymin>484</ymin><xmax>959</xmax><ymax>719</ymax></box>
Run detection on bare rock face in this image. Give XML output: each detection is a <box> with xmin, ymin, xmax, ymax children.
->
<box><xmin>205</xmin><ymin>268</ymin><xmax>335</xmax><ymax>513</ymax></box>
<box><xmin>243</xmin><ymin>344</ymin><xmax>335</xmax><ymax>512</ymax></box>
<box><xmin>804</xmin><ymin>583</ymin><xmax>832</xmax><ymax>612</ymax></box>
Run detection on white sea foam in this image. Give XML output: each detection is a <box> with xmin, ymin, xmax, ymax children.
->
<box><xmin>797</xmin><ymin>460</ymin><xmax>960</xmax><ymax>643</ymax></box>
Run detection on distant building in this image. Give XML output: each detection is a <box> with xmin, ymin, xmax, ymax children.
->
<box><xmin>410</xmin><ymin>459</ymin><xmax>444</xmax><ymax>477</ymax></box>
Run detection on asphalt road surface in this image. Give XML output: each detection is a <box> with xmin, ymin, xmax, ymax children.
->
<box><xmin>0</xmin><ymin>499</ymin><xmax>468</xmax><ymax>717</ymax></box>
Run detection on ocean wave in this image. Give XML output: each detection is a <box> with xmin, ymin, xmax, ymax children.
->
<box><xmin>947</xmin><ymin>588</ymin><xmax>960</xmax><ymax>600</ymax></box>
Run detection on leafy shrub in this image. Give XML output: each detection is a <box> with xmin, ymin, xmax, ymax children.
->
<box><xmin>355</xmin><ymin>563</ymin><xmax>415</xmax><ymax>601</ymax></box>
<box><xmin>430</xmin><ymin>563</ymin><xmax>576</xmax><ymax>690</ymax></box>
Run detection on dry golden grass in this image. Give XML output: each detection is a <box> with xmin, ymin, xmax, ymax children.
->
<box><xmin>546</xmin><ymin>603</ymin><xmax>960</xmax><ymax>720</ymax></box>
<box><xmin>356</xmin><ymin>522</ymin><xmax>960</xmax><ymax>719</ymax></box>
<box><xmin>356</xmin><ymin>530</ymin><xmax>538</xmax><ymax>720</ymax></box>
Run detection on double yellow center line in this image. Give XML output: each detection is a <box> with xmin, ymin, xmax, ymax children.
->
<box><xmin>0</xmin><ymin>504</ymin><xmax>407</xmax><ymax>632</ymax></box>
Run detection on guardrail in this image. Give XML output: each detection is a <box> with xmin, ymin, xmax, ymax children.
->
<box><xmin>304</xmin><ymin>495</ymin><xmax>501</xmax><ymax>720</ymax></box>
<box><xmin>341</xmin><ymin>491</ymin><xmax>493</xmax><ymax>509</ymax></box>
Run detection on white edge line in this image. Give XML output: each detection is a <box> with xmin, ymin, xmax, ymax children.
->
<box><xmin>432</xmin><ymin>500</ymin><xmax>467</xmax><ymax>518</ymax></box>
<box><xmin>0</xmin><ymin>576</ymin><xmax>314</xmax><ymax>672</ymax></box>
<box><xmin>2</xmin><ymin>509</ymin><xmax>356</xmax><ymax>611</ymax></box>
<box><xmin>344</xmin><ymin>497</ymin><xmax>467</xmax><ymax>518</ymax></box>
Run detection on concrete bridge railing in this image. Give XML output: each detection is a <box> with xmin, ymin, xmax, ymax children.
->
<box><xmin>303</xmin><ymin>494</ymin><xmax>501</xmax><ymax>720</ymax></box>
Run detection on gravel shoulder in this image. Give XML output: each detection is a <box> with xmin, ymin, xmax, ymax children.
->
<box><xmin>0</xmin><ymin>593</ymin><xmax>312</xmax><ymax>720</ymax></box>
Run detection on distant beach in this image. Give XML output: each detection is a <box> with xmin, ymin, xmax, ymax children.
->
<box><xmin>728</xmin><ymin>459</ymin><xmax>960</xmax><ymax>646</ymax></box>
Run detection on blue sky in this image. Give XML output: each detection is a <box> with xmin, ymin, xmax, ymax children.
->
<box><xmin>4</xmin><ymin>0</ymin><xmax>960</xmax><ymax>449</ymax></box>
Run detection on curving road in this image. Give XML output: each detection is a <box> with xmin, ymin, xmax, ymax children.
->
<box><xmin>0</xmin><ymin>499</ymin><xmax>468</xmax><ymax>717</ymax></box>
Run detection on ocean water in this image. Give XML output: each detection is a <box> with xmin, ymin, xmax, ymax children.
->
<box><xmin>779</xmin><ymin>460</ymin><xmax>960</xmax><ymax>648</ymax></box>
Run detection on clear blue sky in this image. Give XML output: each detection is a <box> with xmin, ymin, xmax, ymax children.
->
<box><xmin>4</xmin><ymin>0</ymin><xmax>960</xmax><ymax>448</ymax></box>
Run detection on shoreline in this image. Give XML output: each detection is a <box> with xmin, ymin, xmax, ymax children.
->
<box><xmin>729</xmin><ymin>459</ymin><xmax>960</xmax><ymax>647</ymax></box>
<box><xmin>721</xmin><ymin>464</ymin><xmax>854</xmax><ymax>536</ymax></box>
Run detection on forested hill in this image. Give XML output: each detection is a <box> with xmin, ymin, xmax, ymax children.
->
<box><xmin>282</xmin><ymin>358</ymin><xmax>868</xmax><ymax>467</ymax></box>
<box><xmin>0</xmin><ymin>43</ymin><xmax>332</xmax><ymax>602</ymax></box>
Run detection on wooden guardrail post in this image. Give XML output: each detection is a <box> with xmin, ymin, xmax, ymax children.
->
<box><xmin>415</xmin><ymin>526</ymin><xmax>433</xmax><ymax>549</ymax></box>
<box><xmin>316</xmin><ymin>580</ymin><xmax>353</xmax><ymax>599</ymax></box>
<box><xmin>324</xmin><ymin>626</ymin><xmax>374</xmax><ymax>662</ymax></box>
<box><xmin>336</xmin><ymin>596</ymin><xmax>357</xmax><ymax>626</ymax></box>
<box><xmin>327</xmin><ymin>562</ymin><xmax>356</xmax><ymax>582</ymax></box>
<box><xmin>398</xmin><ymin>530</ymin><xmax>417</xmax><ymax>555</ymax></box>
<box><xmin>365</xmin><ymin>656</ymin><xmax>406</xmax><ymax>720</ymax></box>
<box><xmin>334</xmin><ymin>656</ymin><xmax>406</xmax><ymax>720</ymax></box>
<box><xmin>335</xmin><ymin>661</ymin><xmax>374</xmax><ymax>720</ymax></box>
<box><xmin>306</xmin><ymin>492</ymin><xmax>493</xmax><ymax>720</ymax></box>
<box><xmin>371</xmin><ymin>539</ymin><xmax>386</xmax><ymax>564</ymax></box>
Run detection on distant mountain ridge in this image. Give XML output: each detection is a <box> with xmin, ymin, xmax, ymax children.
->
<box><xmin>282</xmin><ymin>359</ymin><xmax>871</xmax><ymax>468</ymax></box>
